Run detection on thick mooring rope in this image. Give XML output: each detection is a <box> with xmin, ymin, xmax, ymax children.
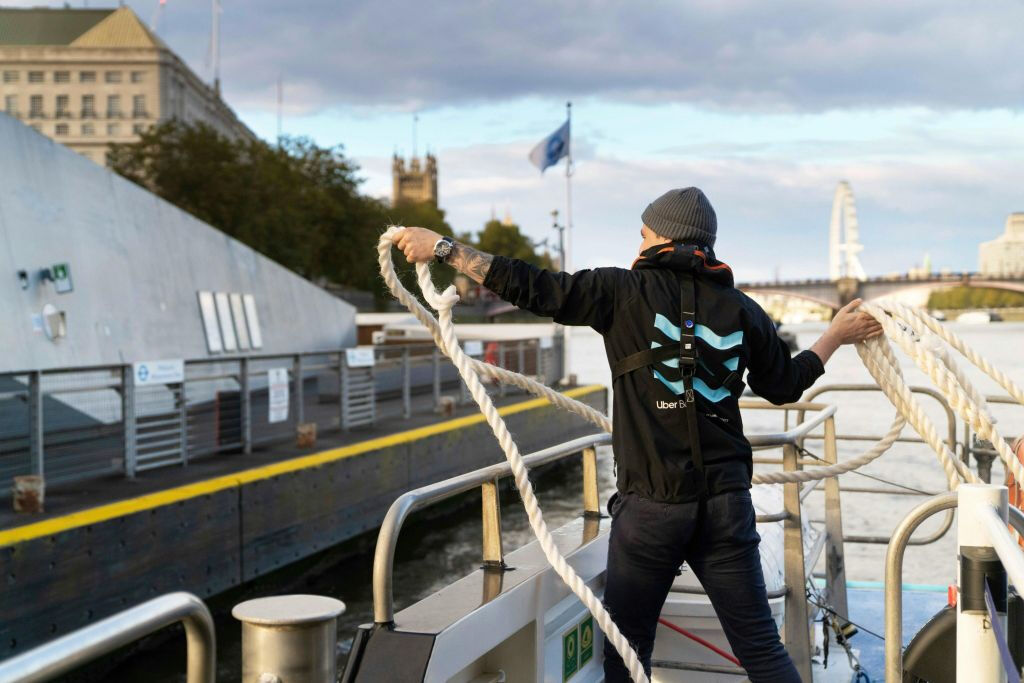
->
<box><xmin>378</xmin><ymin>228</ymin><xmax>1024</xmax><ymax>681</ymax></box>
<box><xmin>378</xmin><ymin>227</ymin><xmax>648</xmax><ymax>682</ymax></box>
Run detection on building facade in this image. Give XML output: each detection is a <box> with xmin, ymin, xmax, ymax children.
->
<box><xmin>392</xmin><ymin>153</ymin><xmax>438</xmax><ymax>206</ymax></box>
<box><xmin>0</xmin><ymin>6</ymin><xmax>254</xmax><ymax>166</ymax></box>
<box><xmin>979</xmin><ymin>213</ymin><xmax>1024</xmax><ymax>276</ymax></box>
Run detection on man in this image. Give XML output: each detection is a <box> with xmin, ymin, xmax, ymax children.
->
<box><xmin>393</xmin><ymin>187</ymin><xmax>881</xmax><ymax>682</ymax></box>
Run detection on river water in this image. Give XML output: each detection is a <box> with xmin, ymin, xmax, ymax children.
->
<box><xmin>116</xmin><ymin>322</ymin><xmax>1024</xmax><ymax>682</ymax></box>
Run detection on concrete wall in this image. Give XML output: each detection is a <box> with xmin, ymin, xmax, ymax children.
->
<box><xmin>0</xmin><ymin>113</ymin><xmax>356</xmax><ymax>373</ymax></box>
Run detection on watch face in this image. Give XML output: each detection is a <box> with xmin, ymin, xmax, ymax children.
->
<box><xmin>435</xmin><ymin>239</ymin><xmax>453</xmax><ymax>260</ymax></box>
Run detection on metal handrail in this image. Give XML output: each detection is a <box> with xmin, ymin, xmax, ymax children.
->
<box><xmin>740</xmin><ymin>400</ymin><xmax>837</xmax><ymax>447</ymax></box>
<box><xmin>0</xmin><ymin>592</ymin><xmax>215</xmax><ymax>683</ymax></box>
<box><xmin>797</xmin><ymin>384</ymin><xmax>958</xmax><ymax>546</ymax></box>
<box><xmin>800</xmin><ymin>384</ymin><xmax>957</xmax><ymax>453</ymax></box>
<box><xmin>884</xmin><ymin>492</ymin><xmax>958</xmax><ymax>681</ymax></box>
<box><xmin>371</xmin><ymin>402</ymin><xmax>840</xmax><ymax>625</ymax></box>
<box><xmin>886</xmin><ymin>495</ymin><xmax>1024</xmax><ymax>681</ymax></box>
<box><xmin>372</xmin><ymin>432</ymin><xmax>611</xmax><ymax>625</ymax></box>
<box><xmin>980</xmin><ymin>506</ymin><xmax>1024</xmax><ymax>591</ymax></box>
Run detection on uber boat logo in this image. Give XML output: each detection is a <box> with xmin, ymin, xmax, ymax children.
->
<box><xmin>562</xmin><ymin>614</ymin><xmax>595</xmax><ymax>680</ymax></box>
<box><xmin>649</xmin><ymin>313</ymin><xmax>742</xmax><ymax>403</ymax></box>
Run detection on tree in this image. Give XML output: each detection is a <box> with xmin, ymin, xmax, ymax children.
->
<box><xmin>108</xmin><ymin>121</ymin><xmax>388</xmax><ymax>295</ymax></box>
<box><xmin>927</xmin><ymin>286</ymin><xmax>1024</xmax><ymax>309</ymax></box>
<box><xmin>474</xmin><ymin>219</ymin><xmax>554</xmax><ymax>269</ymax></box>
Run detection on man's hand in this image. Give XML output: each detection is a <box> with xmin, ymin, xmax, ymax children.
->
<box><xmin>810</xmin><ymin>298</ymin><xmax>883</xmax><ymax>366</ymax></box>
<box><xmin>827</xmin><ymin>298</ymin><xmax>883</xmax><ymax>345</ymax></box>
<box><xmin>392</xmin><ymin>226</ymin><xmax>443</xmax><ymax>264</ymax></box>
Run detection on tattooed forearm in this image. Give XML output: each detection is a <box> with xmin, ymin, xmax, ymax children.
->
<box><xmin>448</xmin><ymin>242</ymin><xmax>494</xmax><ymax>284</ymax></box>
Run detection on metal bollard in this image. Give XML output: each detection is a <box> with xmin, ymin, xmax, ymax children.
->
<box><xmin>233</xmin><ymin>595</ymin><xmax>345</xmax><ymax>683</ymax></box>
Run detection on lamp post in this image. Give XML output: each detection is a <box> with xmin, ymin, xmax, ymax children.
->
<box><xmin>551</xmin><ymin>209</ymin><xmax>566</xmax><ymax>271</ymax></box>
<box><xmin>551</xmin><ymin>209</ymin><xmax>571</xmax><ymax>383</ymax></box>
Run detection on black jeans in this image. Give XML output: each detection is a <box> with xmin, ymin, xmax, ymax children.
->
<box><xmin>602</xmin><ymin>490</ymin><xmax>801</xmax><ymax>682</ymax></box>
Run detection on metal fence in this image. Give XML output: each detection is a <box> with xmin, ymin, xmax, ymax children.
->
<box><xmin>0</xmin><ymin>337</ymin><xmax>564</xmax><ymax>488</ymax></box>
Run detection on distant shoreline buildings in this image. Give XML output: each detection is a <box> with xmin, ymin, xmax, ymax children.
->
<box><xmin>0</xmin><ymin>6</ymin><xmax>254</xmax><ymax>166</ymax></box>
<box><xmin>979</xmin><ymin>213</ymin><xmax>1024</xmax><ymax>276</ymax></box>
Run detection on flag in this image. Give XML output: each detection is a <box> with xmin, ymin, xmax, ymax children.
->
<box><xmin>528</xmin><ymin>119</ymin><xmax>570</xmax><ymax>173</ymax></box>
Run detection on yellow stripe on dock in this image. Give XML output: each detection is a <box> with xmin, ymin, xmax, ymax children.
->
<box><xmin>0</xmin><ymin>385</ymin><xmax>604</xmax><ymax>548</ymax></box>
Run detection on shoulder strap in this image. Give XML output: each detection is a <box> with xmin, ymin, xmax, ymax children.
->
<box><xmin>610</xmin><ymin>345</ymin><xmax>677</xmax><ymax>380</ymax></box>
<box><xmin>677</xmin><ymin>272</ymin><xmax>706</xmax><ymax>488</ymax></box>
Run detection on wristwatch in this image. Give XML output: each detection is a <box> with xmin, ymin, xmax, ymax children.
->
<box><xmin>434</xmin><ymin>236</ymin><xmax>455</xmax><ymax>264</ymax></box>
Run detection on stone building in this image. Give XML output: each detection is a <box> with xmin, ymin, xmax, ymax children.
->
<box><xmin>979</xmin><ymin>213</ymin><xmax>1024</xmax><ymax>276</ymax></box>
<box><xmin>0</xmin><ymin>6</ymin><xmax>254</xmax><ymax>166</ymax></box>
<box><xmin>392</xmin><ymin>153</ymin><xmax>438</xmax><ymax>206</ymax></box>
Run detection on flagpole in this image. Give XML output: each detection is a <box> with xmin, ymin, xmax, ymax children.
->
<box><xmin>562</xmin><ymin>100</ymin><xmax>573</xmax><ymax>385</ymax></box>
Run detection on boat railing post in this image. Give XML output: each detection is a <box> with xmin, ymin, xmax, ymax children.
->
<box><xmin>122</xmin><ymin>365</ymin><xmax>137</xmax><ymax>479</ymax></box>
<box><xmin>884</xmin><ymin>491</ymin><xmax>959</xmax><ymax>681</ymax></box>
<box><xmin>402</xmin><ymin>346</ymin><xmax>411</xmax><ymax>419</ymax></box>
<box><xmin>233</xmin><ymin>595</ymin><xmax>345</xmax><ymax>683</ymax></box>
<box><xmin>28</xmin><ymin>370</ymin><xmax>43</xmax><ymax>477</ymax></box>
<box><xmin>294</xmin><ymin>354</ymin><xmax>305</xmax><ymax>426</ymax></box>
<box><xmin>178</xmin><ymin>372</ymin><xmax>189</xmax><ymax>466</ymax></box>
<box><xmin>517</xmin><ymin>341</ymin><xmax>525</xmax><ymax>389</ymax></box>
<box><xmin>481</xmin><ymin>478</ymin><xmax>505</xmax><ymax>569</ymax></box>
<box><xmin>240</xmin><ymin>357</ymin><xmax>251</xmax><ymax>455</ymax></box>
<box><xmin>535</xmin><ymin>338</ymin><xmax>543</xmax><ymax>383</ymax></box>
<box><xmin>781</xmin><ymin>441</ymin><xmax>813</xmax><ymax>683</ymax></box>
<box><xmin>582</xmin><ymin>446</ymin><xmax>600</xmax><ymax>519</ymax></box>
<box><xmin>957</xmin><ymin>484</ymin><xmax>1008</xmax><ymax>683</ymax></box>
<box><xmin>432</xmin><ymin>348</ymin><xmax>441</xmax><ymax>406</ymax></box>
<box><xmin>498</xmin><ymin>343</ymin><xmax>507</xmax><ymax>397</ymax></box>
<box><xmin>340</xmin><ymin>353</ymin><xmax>350</xmax><ymax>431</ymax></box>
<box><xmin>822</xmin><ymin>416</ymin><xmax>849</xmax><ymax>620</ymax></box>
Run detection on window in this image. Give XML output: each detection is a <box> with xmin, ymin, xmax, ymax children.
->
<box><xmin>29</xmin><ymin>95</ymin><xmax>43</xmax><ymax>119</ymax></box>
<box><xmin>132</xmin><ymin>123</ymin><xmax>146</xmax><ymax>134</ymax></box>
<box><xmin>80</xmin><ymin>71</ymin><xmax>96</xmax><ymax>83</ymax></box>
<box><xmin>131</xmin><ymin>71</ymin><xmax>145</xmax><ymax>83</ymax></box>
<box><xmin>132</xmin><ymin>95</ymin><xmax>146</xmax><ymax>118</ymax></box>
<box><xmin>55</xmin><ymin>123</ymin><xmax>69</xmax><ymax>136</ymax></box>
<box><xmin>4</xmin><ymin>95</ymin><xmax>16</xmax><ymax>116</ymax></box>
<box><xmin>106</xmin><ymin>94</ymin><xmax>121</xmax><ymax>117</ymax></box>
<box><xmin>82</xmin><ymin>123</ymin><xmax>94</xmax><ymax>136</ymax></box>
<box><xmin>54</xmin><ymin>71</ymin><xmax>70</xmax><ymax>83</ymax></box>
<box><xmin>107</xmin><ymin>123</ymin><xmax>120</xmax><ymax>136</ymax></box>
<box><xmin>28</xmin><ymin>71</ymin><xmax>44</xmax><ymax>83</ymax></box>
<box><xmin>81</xmin><ymin>95</ymin><xmax>96</xmax><ymax>118</ymax></box>
<box><xmin>2</xmin><ymin>70</ymin><xmax>18</xmax><ymax>83</ymax></box>
<box><xmin>55</xmin><ymin>95</ymin><xmax>70</xmax><ymax>118</ymax></box>
<box><xmin>104</xmin><ymin>71</ymin><xmax>122</xmax><ymax>83</ymax></box>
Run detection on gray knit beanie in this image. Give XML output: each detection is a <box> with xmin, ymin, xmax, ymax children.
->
<box><xmin>641</xmin><ymin>187</ymin><xmax>717</xmax><ymax>248</ymax></box>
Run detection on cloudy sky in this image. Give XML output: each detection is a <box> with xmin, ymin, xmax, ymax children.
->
<box><xmin>16</xmin><ymin>0</ymin><xmax>1024</xmax><ymax>279</ymax></box>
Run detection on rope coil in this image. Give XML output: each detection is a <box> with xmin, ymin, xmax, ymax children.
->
<box><xmin>378</xmin><ymin>227</ymin><xmax>1024</xmax><ymax>681</ymax></box>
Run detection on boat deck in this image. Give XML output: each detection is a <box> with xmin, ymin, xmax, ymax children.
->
<box><xmin>844</xmin><ymin>584</ymin><xmax>948</xmax><ymax>678</ymax></box>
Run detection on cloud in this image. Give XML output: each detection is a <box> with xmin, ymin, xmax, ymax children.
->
<box><xmin>20</xmin><ymin>0</ymin><xmax>1020</xmax><ymax>114</ymax></box>
<box><xmin>360</xmin><ymin>140</ymin><xmax>1020</xmax><ymax>280</ymax></box>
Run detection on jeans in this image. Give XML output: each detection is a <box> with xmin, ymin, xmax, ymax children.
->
<box><xmin>602</xmin><ymin>490</ymin><xmax>801</xmax><ymax>683</ymax></box>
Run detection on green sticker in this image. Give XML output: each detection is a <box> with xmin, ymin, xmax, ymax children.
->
<box><xmin>563</xmin><ymin>624</ymin><xmax>579</xmax><ymax>680</ymax></box>
<box><xmin>580</xmin><ymin>616</ymin><xmax>594</xmax><ymax>666</ymax></box>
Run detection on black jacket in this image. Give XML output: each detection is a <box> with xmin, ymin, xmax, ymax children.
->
<box><xmin>482</xmin><ymin>243</ymin><xmax>825</xmax><ymax>503</ymax></box>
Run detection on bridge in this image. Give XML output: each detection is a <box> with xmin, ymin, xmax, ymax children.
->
<box><xmin>737</xmin><ymin>181</ymin><xmax>1024</xmax><ymax>310</ymax></box>
<box><xmin>738</xmin><ymin>272</ymin><xmax>1024</xmax><ymax>310</ymax></box>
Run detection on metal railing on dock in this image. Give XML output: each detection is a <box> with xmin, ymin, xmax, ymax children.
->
<box><xmin>0</xmin><ymin>337</ymin><xmax>563</xmax><ymax>488</ymax></box>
